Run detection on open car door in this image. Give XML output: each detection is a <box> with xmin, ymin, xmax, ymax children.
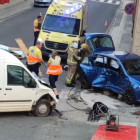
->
<box><xmin>85</xmin><ymin>33</ymin><xmax>115</xmax><ymax>56</ymax></box>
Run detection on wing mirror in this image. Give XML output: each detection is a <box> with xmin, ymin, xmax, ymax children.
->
<box><xmin>81</xmin><ymin>30</ymin><xmax>86</xmax><ymax>37</ymax></box>
<box><xmin>29</xmin><ymin>78</ymin><xmax>36</xmax><ymax>88</ymax></box>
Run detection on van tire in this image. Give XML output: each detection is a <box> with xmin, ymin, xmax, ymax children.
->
<box><xmin>34</xmin><ymin>99</ymin><xmax>52</xmax><ymax>117</ymax></box>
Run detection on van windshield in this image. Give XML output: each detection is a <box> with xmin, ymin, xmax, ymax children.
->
<box><xmin>122</xmin><ymin>59</ymin><xmax>140</xmax><ymax>75</ymax></box>
<box><xmin>42</xmin><ymin>14</ymin><xmax>80</xmax><ymax>35</ymax></box>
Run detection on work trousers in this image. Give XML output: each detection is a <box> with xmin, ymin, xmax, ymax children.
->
<box><xmin>66</xmin><ymin>65</ymin><xmax>77</xmax><ymax>84</ymax></box>
<box><xmin>49</xmin><ymin>75</ymin><xmax>58</xmax><ymax>89</ymax></box>
<box><xmin>27</xmin><ymin>62</ymin><xmax>41</xmax><ymax>76</ymax></box>
<box><xmin>34</xmin><ymin>31</ymin><xmax>39</xmax><ymax>46</ymax></box>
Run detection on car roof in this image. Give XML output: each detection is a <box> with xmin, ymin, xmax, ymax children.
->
<box><xmin>95</xmin><ymin>51</ymin><xmax>140</xmax><ymax>61</ymax></box>
<box><xmin>0</xmin><ymin>49</ymin><xmax>22</xmax><ymax>64</ymax></box>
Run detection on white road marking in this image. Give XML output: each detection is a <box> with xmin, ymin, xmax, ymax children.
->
<box><xmin>90</xmin><ymin>0</ymin><xmax>120</xmax><ymax>5</ymax></box>
<box><xmin>116</xmin><ymin>1</ymin><xmax>120</xmax><ymax>5</ymax></box>
<box><xmin>107</xmin><ymin>0</ymin><xmax>113</xmax><ymax>3</ymax></box>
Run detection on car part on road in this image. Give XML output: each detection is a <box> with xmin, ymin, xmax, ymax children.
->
<box><xmin>34</xmin><ymin>99</ymin><xmax>52</xmax><ymax>117</ymax></box>
<box><xmin>81</xmin><ymin>73</ymin><xmax>91</xmax><ymax>89</ymax></box>
<box><xmin>106</xmin><ymin>115</ymin><xmax>119</xmax><ymax>131</ymax></box>
<box><xmin>124</xmin><ymin>88</ymin><xmax>135</xmax><ymax>105</ymax></box>
<box><xmin>87</xmin><ymin>102</ymin><xmax>109</xmax><ymax>122</ymax></box>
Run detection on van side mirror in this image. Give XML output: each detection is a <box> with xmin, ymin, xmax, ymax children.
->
<box><xmin>81</xmin><ymin>30</ymin><xmax>86</xmax><ymax>37</ymax></box>
<box><xmin>29</xmin><ymin>78</ymin><xmax>36</xmax><ymax>88</ymax></box>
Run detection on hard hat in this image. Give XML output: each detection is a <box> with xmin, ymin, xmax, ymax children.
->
<box><xmin>81</xmin><ymin>43</ymin><xmax>88</xmax><ymax>51</ymax></box>
<box><xmin>37</xmin><ymin>38</ymin><xmax>44</xmax><ymax>43</ymax></box>
<box><xmin>73</xmin><ymin>37</ymin><xmax>80</xmax><ymax>43</ymax></box>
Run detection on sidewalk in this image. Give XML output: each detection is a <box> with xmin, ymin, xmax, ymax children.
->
<box><xmin>108</xmin><ymin>0</ymin><xmax>133</xmax><ymax>52</ymax></box>
<box><xmin>0</xmin><ymin>0</ymin><xmax>33</xmax><ymax>22</ymax></box>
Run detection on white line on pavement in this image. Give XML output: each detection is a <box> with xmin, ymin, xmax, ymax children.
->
<box><xmin>107</xmin><ymin>0</ymin><xmax>113</xmax><ymax>3</ymax></box>
<box><xmin>116</xmin><ymin>1</ymin><xmax>120</xmax><ymax>5</ymax></box>
<box><xmin>90</xmin><ymin>0</ymin><xmax>120</xmax><ymax>5</ymax></box>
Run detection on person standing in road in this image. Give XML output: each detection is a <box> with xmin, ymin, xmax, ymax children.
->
<box><xmin>65</xmin><ymin>38</ymin><xmax>82</xmax><ymax>87</ymax></box>
<box><xmin>46</xmin><ymin>50</ymin><xmax>63</xmax><ymax>99</ymax></box>
<box><xmin>27</xmin><ymin>38</ymin><xmax>46</xmax><ymax>76</ymax></box>
<box><xmin>33</xmin><ymin>13</ymin><xmax>42</xmax><ymax>46</ymax></box>
<box><xmin>65</xmin><ymin>38</ymin><xmax>89</xmax><ymax>87</ymax></box>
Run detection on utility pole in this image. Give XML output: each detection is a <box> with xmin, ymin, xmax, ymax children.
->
<box><xmin>131</xmin><ymin>0</ymin><xmax>140</xmax><ymax>55</ymax></box>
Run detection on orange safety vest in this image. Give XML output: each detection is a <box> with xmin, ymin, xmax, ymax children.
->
<box><xmin>47</xmin><ymin>57</ymin><xmax>63</xmax><ymax>75</ymax></box>
<box><xmin>28</xmin><ymin>54</ymin><xmax>40</xmax><ymax>64</ymax></box>
<box><xmin>34</xmin><ymin>19</ymin><xmax>41</xmax><ymax>32</ymax></box>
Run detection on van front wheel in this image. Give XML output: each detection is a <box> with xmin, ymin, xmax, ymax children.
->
<box><xmin>34</xmin><ymin>99</ymin><xmax>52</xmax><ymax>117</ymax></box>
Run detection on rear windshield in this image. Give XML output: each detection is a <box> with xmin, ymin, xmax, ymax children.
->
<box><xmin>42</xmin><ymin>14</ymin><xmax>80</xmax><ymax>35</ymax></box>
<box><xmin>122</xmin><ymin>59</ymin><xmax>140</xmax><ymax>75</ymax></box>
<box><xmin>87</xmin><ymin>36</ymin><xmax>114</xmax><ymax>50</ymax></box>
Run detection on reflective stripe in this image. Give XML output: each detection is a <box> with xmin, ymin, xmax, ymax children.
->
<box><xmin>47</xmin><ymin>69</ymin><xmax>62</xmax><ymax>73</ymax></box>
<box><xmin>46</xmin><ymin>65</ymin><xmax>63</xmax><ymax>75</ymax></box>
<box><xmin>67</xmin><ymin>59</ymin><xmax>77</xmax><ymax>64</ymax></box>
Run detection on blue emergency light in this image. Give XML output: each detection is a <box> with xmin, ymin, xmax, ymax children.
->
<box><xmin>65</xmin><ymin>4</ymin><xmax>82</xmax><ymax>15</ymax></box>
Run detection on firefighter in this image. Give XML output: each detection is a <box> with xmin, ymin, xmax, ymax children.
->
<box><xmin>65</xmin><ymin>38</ymin><xmax>88</xmax><ymax>86</ymax></box>
<box><xmin>46</xmin><ymin>50</ymin><xmax>63</xmax><ymax>99</ymax></box>
<box><xmin>27</xmin><ymin>38</ymin><xmax>46</xmax><ymax>76</ymax></box>
<box><xmin>33</xmin><ymin>13</ymin><xmax>42</xmax><ymax>46</ymax></box>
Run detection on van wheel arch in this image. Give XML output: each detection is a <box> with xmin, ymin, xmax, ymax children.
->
<box><xmin>32</xmin><ymin>94</ymin><xmax>53</xmax><ymax>111</ymax></box>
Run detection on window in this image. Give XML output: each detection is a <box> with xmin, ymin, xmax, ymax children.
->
<box><xmin>7</xmin><ymin>66</ymin><xmax>23</xmax><ymax>85</ymax></box>
<box><xmin>87</xmin><ymin>36</ymin><xmax>114</xmax><ymax>50</ymax></box>
<box><xmin>109</xmin><ymin>59</ymin><xmax>120</xmax><ymax>72</ymax></box>
<box><xmin>81</xmin><ymin>57</ymin><xmax>89</xmax><ymax>65</ymax></box>
<box><xmin>42</xmin><ymin>15</ymin><xmax>80</xmax><ymax>35</ymax></box>
<box><xmin>7</xmin><ymin>65</ymin><xmax>33</xmax><ymax>87</ymax></box>
<box><xmin>24</xmin><ymin>70</ymin><xmax>32</xmax><ymax>87</ymax></box>
<box><xmin>94</xmin><ymin>55</ymin><xmax>107</xmax><ymax>68</ymax></box>
<box><xmin>122</xmin><ymin>59</ymin><xmax>140</xmax><ymax>75</ymax></box>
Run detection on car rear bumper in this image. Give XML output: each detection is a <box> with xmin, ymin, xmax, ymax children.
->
<box><xmin>34</xmin><ymin>1</ymin><xmax>51</xmax><ymax>6</ymax></box>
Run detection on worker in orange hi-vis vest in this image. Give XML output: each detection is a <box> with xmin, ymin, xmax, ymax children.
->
<box><xmin>33</xmin><ymin>13</ymin><xmax>42</xmax><ymax>46</ymax></box>
<box><xmin>46</xmin><ymin>50</ymin><xmax>63</xmax><ymax>99</ymax></box>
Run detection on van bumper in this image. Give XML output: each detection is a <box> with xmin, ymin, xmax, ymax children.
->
<box><xmin>41</xmin><ymin>47</ymin><xmax>68</xmax><ymax>59</ymax></box>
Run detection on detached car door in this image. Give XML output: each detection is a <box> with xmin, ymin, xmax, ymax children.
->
<box><xmin>91</xmin><ymin>55</ymin><xmax>108</xmax><ymax>88</ymax></box>
<box><xmin>2</xmin><ymin>65</ymin><xmax>36</xmax><ymax>112</ymax></box>
<box><xmin>85</xmin><ymin>33</ymin><xmax>115</xmax><ymax>55</ymax></box>
<box><xmin>106</xmin><ymin>58</ymin><xmax>126</xmax><ymax>94</ymax></box>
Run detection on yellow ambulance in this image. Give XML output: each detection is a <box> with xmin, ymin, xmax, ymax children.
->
<box><xmin>38</xmin><ymin>0</ymin><xmax>88</xmax><ymax>58</ymax></box>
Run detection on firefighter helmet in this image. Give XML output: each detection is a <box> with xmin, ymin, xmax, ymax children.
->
<box><xmin>81</xmin><ymin>43</ymin><xmax>88</xmax><ymax>51</ymax></box>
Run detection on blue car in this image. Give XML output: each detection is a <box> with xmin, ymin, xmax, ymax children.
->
<box><xmin>80</xmin><ymin>33</ymin><xmax>140</xmax><ymax>105</ymax></box>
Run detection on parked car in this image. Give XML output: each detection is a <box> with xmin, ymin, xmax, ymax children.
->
<box><xmin>34</xmin><ymin>0</ymin><xmax>52</xmax><ymax>7</ymax></box>
<box><xmin>80</xmin><ymin>33</ymin><xmax>140</xmax><ymax>105</ymax></box>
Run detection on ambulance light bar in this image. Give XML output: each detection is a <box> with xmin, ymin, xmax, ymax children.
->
<box><xmin>65</xmin><ymin>4</ymin><xmax>82</xmax><ymax>14</ymax></box>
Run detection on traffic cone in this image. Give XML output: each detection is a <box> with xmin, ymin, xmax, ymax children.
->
<box><xmin>104</xmin><ymin>21</ymin><xmax>107</xmax><ymax>27</ymax></box>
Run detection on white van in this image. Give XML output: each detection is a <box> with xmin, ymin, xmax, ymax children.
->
<box><xmin>34</xmin><ymin>0</ymin><xmax>52</xmax><ymax>7</ymax></box>
<box><xmin>0</xmin><ymin>49</ymin><xmax>58</xmax><ymax>117</ymax></box>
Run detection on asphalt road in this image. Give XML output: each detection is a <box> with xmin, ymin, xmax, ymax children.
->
<box><xmin>0</xmin><ymin>1</ymin><xmax>119</xmax><ymax>139</ymax></box>
<box><xmin>0</xmin><ymin>1</ymin><xmax>119</xmax><ymax>91</ymax></box>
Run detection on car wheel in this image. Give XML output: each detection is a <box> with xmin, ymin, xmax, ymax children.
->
<box><xmin>81</xmin><ymin>73</ymin><xmax>91</xmax><ymax>89</ymax></box>
<box><xmin>124</xmin><ymin>88</ymin><xmax>135</xmax><ymax>105</ymax></box>
<box><xmin>34</xmin><ymin>99</ymin><xmax>52</xmax><ymax>117</ymax></box>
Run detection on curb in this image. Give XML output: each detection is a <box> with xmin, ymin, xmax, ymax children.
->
<box><xmin>106</xmin><ymin>0</ymin><xmax>122</xmax><ymax>34</ymax></box>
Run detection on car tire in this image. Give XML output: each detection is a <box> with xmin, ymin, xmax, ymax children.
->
<box><xmin>34</xmin><ymin>99</ymin><xmax>52</xmax><ymax>117</ymax></box>
<box><xmin>124</xmin><ymin>88</ymin><xmax>136</xmax><ymax>105</ymax></box>
<box><xmin>81</xmin><ymin>73</ymin><xmax>91</xmax><ymax>89</ymax></box>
